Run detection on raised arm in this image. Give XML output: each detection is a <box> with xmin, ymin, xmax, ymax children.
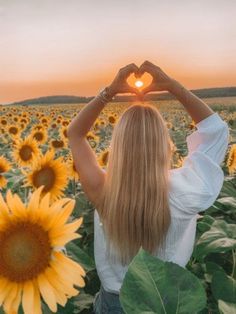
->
<box><xmin>138</xmin><ymin>60</ymin><xmax>215</xmax><ymax>124</ymax></box>
<box><xmin>67</xmin><ymin>63</ymin><xmax>141</xmax><ymax>206</ymax></box>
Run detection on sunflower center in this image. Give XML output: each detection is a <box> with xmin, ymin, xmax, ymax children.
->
<box><xmin>0</xmin><ymin>222</ymin><xmax>51</xmax><ymax>282</ymax></box>
<box><xmin>0</xmin><ymin>166</ymin><xmax>4</xmax><ymax>173</ymax></box>
<box><xmin>34</xmin><ymin>132</ymin><xmax>43</xmax><ymax>141</ymax></box>
<box><xmin>102</xmin><ymin>152</ymin><xmax>109</xmax><ymax>164</ymax></box>
<box><xmin>32</xmin><ymin>166</ymin><xmax>56</xmax><ymax>192</ymax></box>
<box><xmin>19</xmin><ymin>145</ymin><xmax>33</xmax><ymax>161</ymax></box>
<box><xmin>52</xmin><ymin>140</ymin><xmax>64</xmax><ymax>148</ymax></box>
<box><xmin>9</xmin><ymin>127</ymin><xmax>18</xmax><ymax>134</ymax></box>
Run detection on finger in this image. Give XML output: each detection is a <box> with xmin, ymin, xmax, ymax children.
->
<box><xmin>141</xmin><ymin>83</ymin><xmax>156</xmax><ymax>95</ymax></box>
<box><xmin>137</xmin><ymin>60</ymin><xmax>156</xmax><ymax>77</ymax></box>
<box><xmin>123</xmin><ymin>86</ymin><xmax>142</xmax><ymax>97</ymax></box>
<box><xmin>122</xmin><ymin>63</ymin><xmax>139</xmax><ymax>78</ymax></box>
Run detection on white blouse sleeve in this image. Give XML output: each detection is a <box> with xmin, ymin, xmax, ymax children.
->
<box><xmin>171</xmin><ymin>112</ymin><xmax>230</xmax><ymax>217</ymax></box>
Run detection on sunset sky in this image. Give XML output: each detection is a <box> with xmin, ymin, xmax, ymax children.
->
<box><xmin>1</xmin><ymin>0</ymin><xmax>236</xmax><ymax>104</ymax></box>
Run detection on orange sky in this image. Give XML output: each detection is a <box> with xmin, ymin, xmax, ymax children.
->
<box><xmin>1</xmin><ymin>0</ymin><xmax>236</xmax><ymax>104</ymax></box>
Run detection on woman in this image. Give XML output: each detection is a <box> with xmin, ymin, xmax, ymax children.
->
<box><xmin>67</xmin><ymin>61</ymin><xmax>229</xmax><ymax>314</ymax></box>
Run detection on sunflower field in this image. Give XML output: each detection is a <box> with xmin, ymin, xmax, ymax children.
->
<box><xmin>0</xmin><ymin>97</ymin><xmax>235</xmax><ymax>314</ymax></box>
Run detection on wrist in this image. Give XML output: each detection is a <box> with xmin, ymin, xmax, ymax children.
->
<box><xmin>96</xmin><ymin>86</ymin><xmax>116</xmax><ymax>104</ymax></box>
<box><xmin>167</xmin><ymin>79</ymin><xmax>183</xmax><ymax>94</ymax></box>
<box><xmin>107</xmin><ymin>84</ymin><xmax>117</xmax><ymax>97</ymax></box>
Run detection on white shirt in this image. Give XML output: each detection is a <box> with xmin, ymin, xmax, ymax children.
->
<box><xmin>94</xmin><ymin>112</ymin><xmax>230</xmax><ymax>294</ymax></box>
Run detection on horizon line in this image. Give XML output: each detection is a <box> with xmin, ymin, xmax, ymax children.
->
<box><xmin>2</xmin><ymin>85</ymin><xmax>236</xmax><ymax>106</ymax></box>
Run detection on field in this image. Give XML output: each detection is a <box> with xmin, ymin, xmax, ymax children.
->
<box><xmin>0</xmin><ymin>96</ymin><xmax>235</xmax><ymax>313</ymax></box>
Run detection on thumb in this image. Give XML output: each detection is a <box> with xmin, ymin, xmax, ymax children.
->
<box><xmin>128</xmin><ymin>87</ymin><xmax>142</xmax><ymax>97</ymax></box>
<box><xmin>141</xmin><ymin>83</ymin><xmax>156</xmax><ymax>95</ymax></box>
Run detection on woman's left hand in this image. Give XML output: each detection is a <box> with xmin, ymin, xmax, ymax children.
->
<box><xmin>108</xmin><ymin>63</ymin><xmax>142</xmax><ymax>98</ymax></box>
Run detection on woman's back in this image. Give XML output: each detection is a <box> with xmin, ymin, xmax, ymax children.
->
<box><xmin>94</xmin><ymin>112</ymin><xmax>229</xmax><ymax>294</ymax></box>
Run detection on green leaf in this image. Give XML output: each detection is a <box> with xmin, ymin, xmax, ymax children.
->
<box><xmin>194</xmin><ymin>220</ymin><xmax>236</xmax><ymax>262</ymax></box>
<box><xmin>197</xmin><ymin>215</ymin><xmax>215</xmax><ymax>233</ymax></box>
<box><xmin>205</xmin><ymin>261</ymin><xmax>225</xmax><ymax>276</ymax></box>
<box><xmin>120</xmin><ymin>248</ymin><xmax>207</xmax><ymax>314</ymax></box>
<box><xmin>66</xmin><ymin>241</ymin><xmax>95</xmax><ymax>272</ymax></box>
<box><xmin>217</xmin><ymin>197</ymin><xmax>236</xmax><ymax>210</ymax></box>
<box><xmin>218</xmin><ymin>299</ymin><xmax>236</xmax><ymax>314</ymax></box>
<box><xmin>211</xmin><ymin>270</ymin><xmax>236</xmax><ymax>304</ymax></box>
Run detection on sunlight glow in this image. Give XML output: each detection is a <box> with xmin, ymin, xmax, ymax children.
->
<box><xmin>135</xmin><ymin>80</ymin><xmax>144</xmax><ymax>88</ymax></box>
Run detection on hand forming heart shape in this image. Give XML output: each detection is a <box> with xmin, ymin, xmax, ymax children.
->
<box><xmin>108</xmin><ymin>61</ymin><xmax>173</xmax><ymax>99</ymax></box>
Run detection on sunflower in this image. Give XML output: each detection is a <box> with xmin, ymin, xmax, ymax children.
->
<box><xmin>226</xmin><ymin>144</ymin><xmax>236</xmax><ymax>175</ymax></box>
<box><xmin>0</xmin><ymin>185</ymin><xmax>86</xmax><ymax>313</ymax></box>
<box><xmin>98</xmin><ymin>149</ymin><xmax>109</xmax><ymax>167</ymax></box>
<box><xmin>23</xmin><ymin>150</ymin><xmax>69</xmax><ymax>202</ymax></box>
<box><xmin>0</xmin><ymin>118</ymin><xmax>8</xmax><ymax>126</ymax></box>
<box><xmin>64</xmin><ymin>155</ymin><xmax>80</xmax><ymax>181</ymax></box>
<box><xmin>40</xmin><ymin>116</ymin><xmax>51</xmax><ymax>125</ymax></box>
<box><xmin>50</xmin><ymin>139</ymin><xmax>66</xmax><ymax>151</ymax></box>
<box><xmin>174</xmin><ymin>155</ymin><xmax>185</xmax><ymax>168</ymax></box>
<box><xmin>11</xmin><ymin>136</ymin><xmax>41</xmax><ymax>167</ymax></box>
<box><xmin>31</xmin><ymin>129</ymin><xmax>48</xmax><ymax>145</ymax></box>
<box><xmin>60</xmin><ymin>127</ymin><xmax>68</xmax><ymax>141</ymax></box>
<box><xmin>0</xmin><ymin>156</ymin><xmax>11</xmax><ymax>188</ymax></box>
<box><xmin>7</xmin><ymin>125</ymin><xmax>21</xmax><ymax>138</ymax></box>
<box><xmin>33</xmin><ymin>124</ymin><xmax>44</xmax><ymax>131</ymax></box>
<box><xmin>107</xmin><ymin>114</ymin><xmax>117</xmax><ymax>125</ymax></box>
<box><xmin>86</xmin><ymin>131</ymin><xmax>99</xmax><ymax>149</ymax></box>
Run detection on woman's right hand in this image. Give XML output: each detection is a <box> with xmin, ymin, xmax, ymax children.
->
<box><xmin>137</xmin><ymin>60</ymin><xmax>175</xmax><ymax>95</ymax></box>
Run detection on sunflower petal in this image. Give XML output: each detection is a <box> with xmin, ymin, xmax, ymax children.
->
<box><xmin>0</xmin><ymin>278</ymin><xmax>12</xmax><ymax>305</ymax></box>
<box><xmin>9</xmin><ymin>194</ymin><xmax>27</xmax><ymax>219</ymax></box>
<box><xmin>50</xmin><ymin>261</ymin><xmax>80</xmax><ymax>297</ymax></box>
<box><xmin>2</xmin><ymin>282</ymin><xmax>18</xmax><ymax>313</ymax></box>
<box><xmin>27</xmin><ymin>186</ymin><xmax>44</xmax><ymax>214</ymax></box>
<box><xmin>9</xmin><ymin>284</ymin><xmax>22</xmax><ymax>314</ymax></box>
<box><xmin>51</xmin><ymin>232</ymin><xmax>81</xmax><ymax>246</ymax></box>
<box><xmin>46</xmin><ymin>199</ymin><xmax>75</xmax><ymax>231</ymax></box>
<box><xmin>22</xmin><ymin>281</ymin><xmax>35</xmax><ymax>314</ymax></box>
<box><xmin>53</xmin><ymin>252</ymin><xmax>86</xmax><ymax>288</ymax></box>
<box><xmin>37</xmin><ymin>272</ymin><xmax>57</xmax><ymax>313</ymax></box>
<box><xmin>55</xmin><ymin>251</ymin><xmax>86</xmax><ymax>277</ymax></box>
<box><xmin>32</xmin><ymin>279</ymin><xmax>42</xmax><ymax>314</ymax></box>
<box><xmin>44</xmin><ymin>268</ymin><xmax>67</xmax><ymax>306</ymax></box>
<box><xmin>0</xmin><ymin>193</ymin><xmax>10</xmax><ymax>217</ymax></box>
<box><xmin>49</xmin><ymin>218</ymin><xmax>83</xmax><ymax>238</ymax></box>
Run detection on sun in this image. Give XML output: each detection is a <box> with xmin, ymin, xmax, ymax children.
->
<box><xmin>135</xmin><ymin>80</ymin><xmax>144</xmax><ymax>88</ymax></box>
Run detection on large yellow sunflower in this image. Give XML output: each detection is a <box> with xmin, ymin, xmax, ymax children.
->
<box><xmin>11</xmin><ymin>136</ymin><xmax>41</xmax><ymax>167</ymax></box>
<box><xmin>23</xmin><ymin>150</ymin><xmax>69</xmax><ymax>201</ymax></box>
<box><xmin>0</xmin><ymin>186</ymin><xmax>86</xmax><ymax>314</ymax></box>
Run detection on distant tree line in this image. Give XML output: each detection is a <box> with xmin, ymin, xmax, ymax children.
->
<box><xmin>6</xmin><ymin>86</ymin><xmax>236</xmax><ymax>106</ymax></box>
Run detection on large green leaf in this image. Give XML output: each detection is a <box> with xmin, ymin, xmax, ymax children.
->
<box><xmin>120</xmin><ymin>248</ymin><xmax>206</xmax><ymax>314</ymax></box>
<box><xmin>193</xmin><ymin>220</ymin><xmax>236</xmax><ymax>262</ymax></box>
<box><xmin>211</xmin><ymin>270</ymin><xmax>236</xmax><ymax>304</ymax></box>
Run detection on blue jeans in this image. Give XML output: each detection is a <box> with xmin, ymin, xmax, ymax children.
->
<box><xmin>92</xmin><ymin>285</ymin><xmax>125</xmax><ymax>314</ymax></box>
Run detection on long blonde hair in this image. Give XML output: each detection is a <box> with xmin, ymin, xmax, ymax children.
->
<box><xmin>96</xmin><ymin>103</ymin><xmax>173</xmax><ymax>266</ymax></box>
